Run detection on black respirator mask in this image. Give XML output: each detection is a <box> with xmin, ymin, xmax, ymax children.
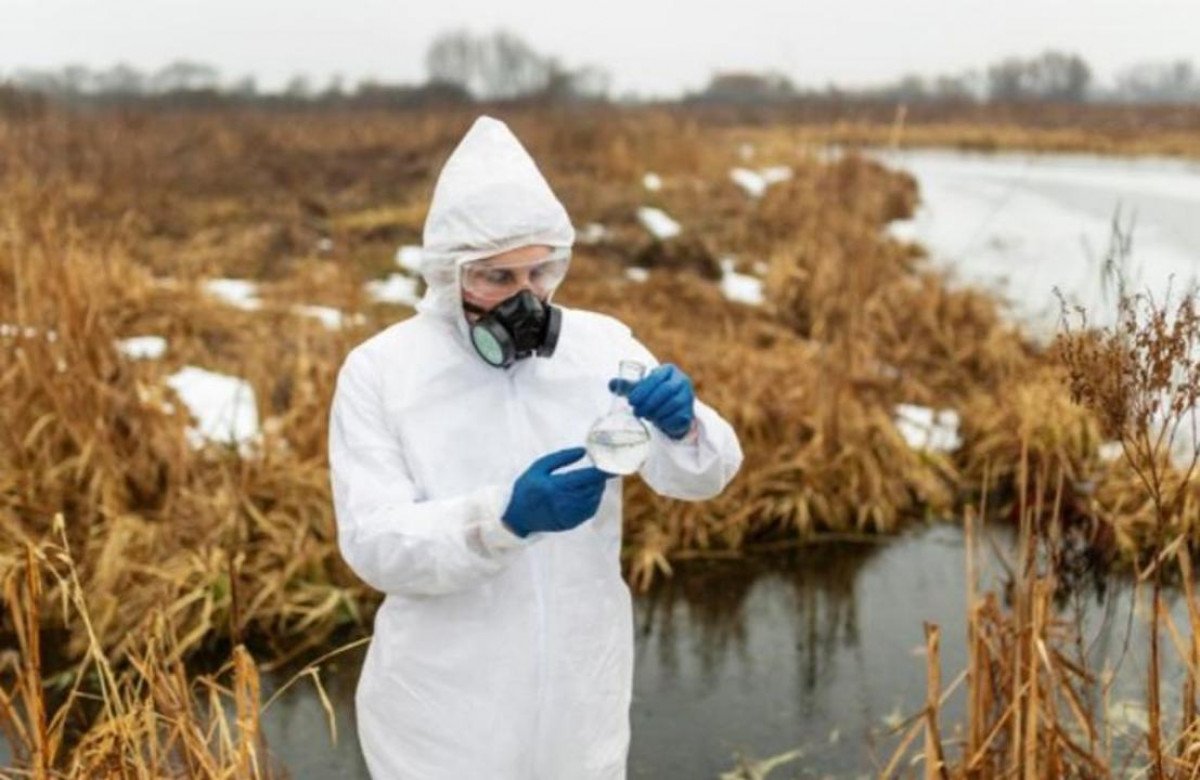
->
<box><xmin>464</xmin><ymin>289</ymin><xmax>562</xmax><ymax>369</ymax></box>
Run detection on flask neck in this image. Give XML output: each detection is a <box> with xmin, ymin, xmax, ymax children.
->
<box><xmin>608</xmin><ymin>388</ymin><xmax>633</xmax><ymax>415</ymax></box>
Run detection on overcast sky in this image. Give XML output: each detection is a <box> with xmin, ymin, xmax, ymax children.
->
<box><xmin>3</xmin><ymin>0</ymin><xmax>1197</xmax><ymax>97</ymax></box>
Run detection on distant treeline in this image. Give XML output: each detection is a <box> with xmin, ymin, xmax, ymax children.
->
<box><xmin>690</xmin><ymin>52</ymin><xmax>1200</xmax><ymax>106</ymax></box>
<box><xmin>3</xmin><ymin>32</ymin><xmax>1199</xmax><ymax>113</ymax></box>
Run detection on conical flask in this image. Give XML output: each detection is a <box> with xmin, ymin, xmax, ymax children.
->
<box><xmin>586</xmin><ymin>360</ymin><xmax>652</xmax><ymax>475</ymax></box>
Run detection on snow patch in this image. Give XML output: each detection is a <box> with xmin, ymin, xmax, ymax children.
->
<box><xmin>577</xmin><ymin>223</ymin><xmax>609</xmax><ymax>245</ymax></box>
<box><xmin>761</xmin><ymin>165</ymin><xmax>793</xmax><ymax>185</ymax></box>
<box><xmin>395</xmin><ymin>245</ymin><xmax>424</xmax><ymax>274</ymax></box>
<box><xmin>203</xmin><ymin>279</ymin><xmax>262</xmax><ymax>312</ymax></box>
<box><xmin>730</xmin><ymin>165</ymin><xmax>793</xmax><ymax>198</ymax></box>
<box><xmin>292</xmin><ymin>305</ymin><xmax>365</xmax><ymax>330</ymax></box>
<box><xmin>166</xmin><ymin>366</ymin><xmax>260</xmax><ymax>450</ymax></box>
<box><xmin>637</xmin><ymin>207</ymin><xmax>682</xmax><ymax>240</ymax></box>
<box><xmin>118</xmin><ymin>336</ymin><xmax>167</xmax><ymax>360</ymax></box>
<box><xmin>717</xmin><ymin>258</ymin><xmax>764</xmax><ymax>305</ymax></box>
<box><xmin>730</xmin><ymin>168</ymin><xmax>768</xmax><ymax>198</ymax></box>
<box><xmin>366</xmin><ymin>274</ymin><xmax>421</xmax><ymax>306</ymax></box>
<box><xmin>894</xmin><ymin>404</ymin><xmax>962</xmax><ymax>453</ymax></box>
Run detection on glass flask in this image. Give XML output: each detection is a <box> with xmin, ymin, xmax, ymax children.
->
<box><xmin>586</xmin><ymin>359</ymin><xmax>652</xmax><ymax>475</ymax></box>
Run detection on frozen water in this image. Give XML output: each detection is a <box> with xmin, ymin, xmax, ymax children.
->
<box><xmin>878</xmin><ymin>149</ymin><xmax>1200</xmax><ymax>465</ymax></box>
<box><xmin>877</xmin><ymin>149</ymin><xmax>1200</xmax><ymax>337</ymax></box>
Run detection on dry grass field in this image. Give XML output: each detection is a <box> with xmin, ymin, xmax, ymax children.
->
<box><xmin>1</xmin><ymin>104</ymin><xmax>1197</xmax><ymax>776</ymax></box>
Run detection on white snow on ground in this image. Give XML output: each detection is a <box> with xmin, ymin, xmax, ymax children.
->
<box><xmin>366</xmin><ymin>274</ymin><xmax>421</xmax><ymax>306</ymax></box>
<box><xmin>894</xmin><ymin>404</ymin><xmax>962</xmax><ymax>453</ymax></box>
<box><xmin>718</xmin><ymin>258</ymin><xmax>764</xmax><ymax>305</ymax></box>
<box><xmin>730</xmin><ymin>166</ymin><xmax>793</xmax><ymax>198</ymax></box>
<box><xmin>624</xmin><ymin>267</ymin><xmax>649</xmax><ymax>283</ymax></box>
<box><xmin>118</xmin><ymin>336</ymin><xmax>167</xmax><ymax>359</ymax></box>
<box><xmin>876</xmin><ymin>149</ymin><xmax>1200</xmax><ymax>336</ymax></box>
<box><xmin>730</xmin><ymin>168</ymin><xmax>768</xmax><ymax>198</ymax></box>
<box><xmin>637</xmin><ymin>207</ymin><xmax>682</xmax><ymax>240</ymax></box>
<box><xmin>1099</xmin><ymin>441</ymin><xmax>1125</xmax><ymax>462</ymax></box>
<box><xmin>395</xmin><ymin>245</ymin><xmax>424</xmax><ymax>274</ymax></box>
<box><xmin>720</xmin><ymin>272</ymin><xmax>764</xmax><ymax>305</ymax></box>
<box><xmin>761</xmin><ymin>165</ymin><xmax>793</xmax><ymax>186</ymax></box>
<box><xmin>203</xmin><ymin>279</ymin><xmax>262</xmax><ymax>311</ymax></box>
<box><xmin>577</xmin><ymin>223</ymin><xmax>609</xmax><ymax>245</ymax></box>
<box><xmin>291</xmin><ymin>305</ymin><xmax>365</xmax><ymax>330</ymax></box>
<box><xmin>1</xmin><ymin>323</ymin><xmax>57</xmax><ymax>341</ymax></box>
<box><xmin>165</xmin><ymin>366</ymin><xmax>260</xmax><ymax>450</ymax></box>
<box><xmin>643</xmin><ymin>172</ymin><xmax>663</xmax><ymax>192</ymax></box>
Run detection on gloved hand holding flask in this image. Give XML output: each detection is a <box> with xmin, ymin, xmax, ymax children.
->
<box><xmin>608</xmin><ymin>363</ymin><xmax>696</xmax><ymax>440</ymax></box>
<box><xmin>502</xmin><ymin>447</ymin><xmax>612</xmax><ymax>537</ymax></box>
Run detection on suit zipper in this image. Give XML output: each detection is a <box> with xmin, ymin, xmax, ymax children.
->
<box><xmin>508</xmin><ymin>364</ymin><xmax>547</xmax><ymax>774</ymax></box>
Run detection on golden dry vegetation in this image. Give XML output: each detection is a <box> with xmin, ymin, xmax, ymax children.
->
<box><xmin>1</xmin><ymin>105</ymin><xmax>1198</xmax><ymax>776</ymax></box>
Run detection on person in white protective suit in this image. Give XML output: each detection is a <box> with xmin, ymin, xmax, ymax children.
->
<box><xmin>328</xmin><ymin>115</ymin><xmax>743</xmax><ymax>779</ymax></box>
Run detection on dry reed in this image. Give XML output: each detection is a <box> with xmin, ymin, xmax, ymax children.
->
<box><xmin>3</xmin><ymin>105</ymin><xmax>1195</xmax><ymax>775</ymax></box>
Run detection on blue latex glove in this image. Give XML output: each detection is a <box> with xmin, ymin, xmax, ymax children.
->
<box><xmin>608</xmin><ymin>364</ymin><xmax>696</xmax><ymax>440</ymax></box>
<box><xmin>503</xmin><ymin>447</ymin><xmax>612</xmax><ymax>537</ymax></box>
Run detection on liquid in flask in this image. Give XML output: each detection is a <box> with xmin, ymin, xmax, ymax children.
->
<box><xmin>586</xmin><ymin>360</ymin><xmax>652</xmax><ymax>475</ymax></box>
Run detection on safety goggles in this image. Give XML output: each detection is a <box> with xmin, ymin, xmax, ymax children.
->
<box><xmin>460</xmin><ymin>247</ymin><xmax>571</xmax><ymax>301</ymax></box>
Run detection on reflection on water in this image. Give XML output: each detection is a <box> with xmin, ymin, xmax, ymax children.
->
<box><xmin>3</xmin><ymin>522</ymin><xmax>1188</xmax><ymax>778</ymax></box>
<box><xmin>628</xmin><ymin>523</ymin><xmax>972</xmax><ymax>777</ymax></box>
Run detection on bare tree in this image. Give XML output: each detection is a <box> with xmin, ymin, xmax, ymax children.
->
<box><xmin>423</xmin><ymin>28</ymin><xmax>607</xmax><ymax>101</ymax></box>
<box><xmin>284</xmin><ymin>74</ymin><xmax>313</xmax><ymax>99</ymax></box>
<box><xmin>426</xmin><ymin>29</ymin><xmax>479</xmax><ymax>92</ymax></box>
<box><xmin>150</xmin><ymin>60</ymin><xmax>220</xmax><ymax>93</ymax></box>
<box><xmin>987</xmin><ymin>50</ymin><xmax>1091</xmax><ymax>102</ymax></box>
<box><xmin>479</xmin><ymin>31</ymin><xmax>552</xmax><ymax>99</ymax></box>
<box><xmin>93</xmin><ymin>63</ymin><xmax>145</xmax><ymax>96</ymax></box>
<box><xmin>1114</xmin><ymin>59</ymin><xmax>1200</xmax><ymax>103</ymax></box>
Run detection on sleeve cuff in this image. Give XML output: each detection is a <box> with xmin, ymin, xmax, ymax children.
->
<box><xmin>474</xmin><ymin>484</ymin><xmax>537</xmax><ymax>554</ymax></box>
<box><xmin>649</xmin><ymin>413</ymin><xmax>719</xmax><ymax>473</ymax></box>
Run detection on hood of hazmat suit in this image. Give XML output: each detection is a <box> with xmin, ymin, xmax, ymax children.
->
<box><xmin>329</xmin><ymin>116</ymin><xmax>743</xmax><ymax>779</ymax></box>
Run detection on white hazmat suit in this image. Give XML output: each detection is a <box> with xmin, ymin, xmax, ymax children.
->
<box><xmin>329</xmin><ymin>116</ymin><xmax>743</xmax><ymax>779</ymax></box>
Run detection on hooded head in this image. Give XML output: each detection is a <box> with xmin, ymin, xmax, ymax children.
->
<box><xmin>417</xmin><ymin>116</ymin><xmax>575</xmax><ymax>331</ymax></box>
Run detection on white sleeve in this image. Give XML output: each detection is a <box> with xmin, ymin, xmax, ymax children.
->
<box><xmin>328</xmin><ymin>350</ymin><xmax>534</xmax><ymax>597</ymax></box>
<box><xmin>627</xmin><ymin>339</ymin><xmax>744</xmax><ymax>501</ymax></box>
